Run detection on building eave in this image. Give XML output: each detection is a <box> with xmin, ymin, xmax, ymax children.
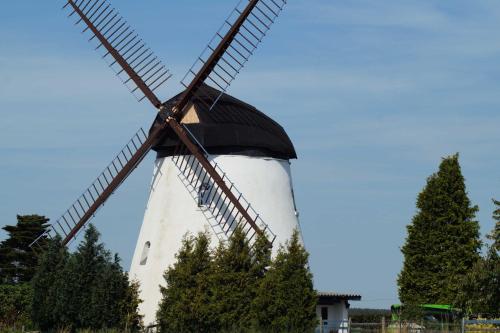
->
<box><xmin>317</xmin><ymin>291</ymin><xmax>362</xmax><ymax>305</ymax></box>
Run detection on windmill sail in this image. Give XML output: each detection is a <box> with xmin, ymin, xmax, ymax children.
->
<box><xmin>165</xmin><ymin>118</ymin><xmax>273</xmax><ymax>246</ymax></box>
<box><xmin>32</xmin><ymin>0</ymin><xmax>290</xmax><ymax>249</ymax></box>
<box><xmin>31</xmin><ymin>119</ymin><xmax>274</xmax><ymax>249</ymax></box>
<box><xmin>180</xmin><ymin>0</ymin><xmax>287</xmax><ymax>111</ymax></box>
<box><xmin>64</xmin><ymin>0</ymin><xmax>172</xmax><ymax>106</ymax></box>
<box><xmin>171</xmin><ymin>126</ymin><xmax>276</xmax><ymax>248</ymax></box>
<box><xmin>30</xmin><ymin>127</ymin><xmax>161</xmax><ymax>248</ymax></box>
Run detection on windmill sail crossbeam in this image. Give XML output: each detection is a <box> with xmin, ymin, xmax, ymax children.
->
<box><xmin>30</xmin><ymin>128</ymin><xmax>148</xmax><ymax>248</ymax></box>
<box><xmin>181</xmin><ymin>0</ymin><xmax>287</xmax><ymax>110</ymax></box>
<box><xmin>171</xmin><ymin>126</ymin><xmax>276</xmax><ymax>248</ymax></box>
<box><xmin>31</xmin><ymin>0</ymin><xmax>288</xmax><ymax>252</ymax></box>
<box><xmin>63</xmin><ymin>0</ymin><xmax>172</xmax><ymax>106</ymax></box>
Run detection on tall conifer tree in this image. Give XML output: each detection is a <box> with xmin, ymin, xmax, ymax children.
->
<box><xmin>31</xmin><ymin>224</ymin><xmax>142</xmax><ymax>331</ymax></box>
<box><xmin>208</xmin><ymin>226</ymin><xmax>255</xmax><ymax>331</ymax></box>
<box><xmin>157</xmin><ymin>232</ymin><xmax>213</xmax><ymax>333</ymax></box>
<box><xmin>157</xmin><ymin>229</ymin><xmax>315</xmax><ymax>332</ymax></box>
<box><xmin>157</xmin><ymin>229</ymin><xmax>273</xmax><ymax>333</ymax></box>
<box><xmin>31</xmin><ymin>236</ymin><xmax>69</xmax><ymax>330</ymax></box>
<box><xmin>252</xmin><ymin>229</ymin><xmax>317</xmax><ymax>333</ymax></box>
<box><xmin>398</xmin><ymin>154</ymin><xmax>481</xmax><ymax>305</ymax></box>
<box><xmin>0</xmin><ymin>215</ymin><xmax>49</xmax><ymax>284</ymax></box>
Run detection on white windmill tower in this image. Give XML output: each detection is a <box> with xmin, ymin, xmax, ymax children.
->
<box><xmin>30</xmin><ymin>0</ymin><xmax>302</xmax><ymax>327</ymax></box>
<box><xmin>129</xmin><ymin>85</ymin><xmax>301</xmax><ymax>324</ymax></box>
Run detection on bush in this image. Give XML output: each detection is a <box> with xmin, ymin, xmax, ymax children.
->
<box><xmin>0</xmin><ymin>283</ymin><xmax>33</xmax><ymax>329</ymax></box>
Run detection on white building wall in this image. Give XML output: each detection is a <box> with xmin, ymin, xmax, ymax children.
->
<box><xmin>129</xmin><ymin>154</ymin><xmax>302</xmax><ymax>326</ymax></box>
<box><xmin>316</xmin><ymin>301</ymin><xmax>349</xmax><ymax>333</ymax></box>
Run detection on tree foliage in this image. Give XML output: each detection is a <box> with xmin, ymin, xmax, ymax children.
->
<box><xmin>456</xmin><ymin>249</ymin><xmax>499</xmax><ymax>317</ymax></box>
<box><xmin>31</xmin><ymin>224</ymin><xmax>143</xmax><ymax>331</ymax></box>
<box><xmin>489</xmin><ymin>199</ymin><xmax>500</xmax><ymax>252</ymax></box>
<box><xmin>348</xmin><ymin>308</ymin><xmax>391</xmax><ymax>323</ymax></box>
<box><xmin>0</xmin><ymin>215</ymin><xmax>49</xmax><ymax>284</ymax></box>
<box><xmin>252</xmin><ymin>230</ymin><xmax>317</xmax><ymax>333</ymax></box>
<box><xmin>0</xmin><ymin>283</ymin><xmax>33</xmax><ymax>329</ymax></box>
<box><xmin>398</xmin><ymin>154</ymin><xmax>481</xmax><ymax>306</ymax></box>
<box><xmin>456</xmin><ymin>199</ymin><xmax>500</xmax><ymax>317</ymax></box>
<box><xmin>31</xmin><ymin>236</ymin><xmax>69</xmax><ymax>330</ymax></box>
<box><xmin>209</xmin><ymin>226</ymin><xmax>262</xmax><ymax>331</ymax></box>
<box><xmin>157</xmin><ymin>232</ymin><xmax>213</xmax><ymax>333</ymax></box>
<box><xmin>157</xmin><ymin>228</ymin><xmax>316</xmax><ymax>333</ymax></box>
<box><xmin>122</xmin><ymin>279</ymin><xmax>144</xmax><ymax>332</ymax></box>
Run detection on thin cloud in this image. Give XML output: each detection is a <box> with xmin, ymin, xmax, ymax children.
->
<box><xmin>292</xmin><ymin>0</ymin><xmax>450</xmax><ymax>30</ymax></box>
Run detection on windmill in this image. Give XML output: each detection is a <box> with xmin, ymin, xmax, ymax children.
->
<box><xmin>31</xmin><ymin>0</ymin><xmax>302</xmax><ymax>325</ymax></box>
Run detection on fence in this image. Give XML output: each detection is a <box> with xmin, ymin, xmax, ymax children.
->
<box><xmin>316</xmin><ymin>318</ymin><xmax>500</xmax><ymax>333</ymax></box>
<box><xmin>316</xmin><ymin>319</ymin><xmax>350</xmax><ymax>333</ymax></box>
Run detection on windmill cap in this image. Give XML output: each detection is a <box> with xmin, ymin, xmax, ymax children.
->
<box><xmin>150</xmin><ymin>84</ymin><xmax>297</xmax><ymax>160</ymax></box>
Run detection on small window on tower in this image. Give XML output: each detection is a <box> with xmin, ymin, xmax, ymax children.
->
<box><xmin>140</xmin><ymin>241</ymin><xmax>151</xmax><ymax>265</ymax></box>
<box><xmin>198</xmin><ymin>182</ymin><xmax>211</xmax><ymax>207</ymax></box>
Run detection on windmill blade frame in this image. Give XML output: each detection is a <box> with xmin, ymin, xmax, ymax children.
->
<box><xmin>31</xmin><ymin>119</ymin><xmax>275</xmax><ymax>249</ymax></box>
<box><xmin>64</xmin><ymin>0</ymin><xmax>172</xmax><ymax>107</ymax></box>
<box><xmin>32</xmin><ymin>0</ymin><xmax>289</xmax><ymax>249</ymax></box>
<box><xmin>30</xmin><ymin>126</ymin><xmax>165</xmax><ymax>248</ymax></box>
<box><xmin>170</xmin><ymin>126</ymin><xmax>277</xmax><ymax>245</ymax></box>
<box><xmin>178</xmin><ymin>0</ymin><xmax>287</xmax><ymax>113</ymax></box>
<box><xmin>166</xmin><ymin>118</ymin><xmax>275</xmax><ymax>246</ymax></box>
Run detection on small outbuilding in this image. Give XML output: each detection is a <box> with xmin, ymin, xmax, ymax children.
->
<box><xmin>316</xmin><ymin>291</ymin><xmax>362</xmax><ymax>333</ymax></box>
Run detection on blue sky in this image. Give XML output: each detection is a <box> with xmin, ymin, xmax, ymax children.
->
<box><xmin>1</xmin><ymin>1</ymin><xmax>499</xmax><ymax>309</ymax></box>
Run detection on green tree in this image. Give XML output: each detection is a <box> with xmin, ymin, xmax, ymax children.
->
<box><xmin>121</xmin><ymin>279</ymin><xmax>144</xmax><ymax>332</ymax></box>
<box><xmin>456</xmin><ymin>199</ymin><xmax>500</xmax><ymax>316</ymax></box>
<box><xmin>348</xmin><ymin>308</ymin><xmax>392</xmax><ymax>323</ymax></box>
<box><xmin>31</xmin><ymin>236</ymin><xmax>69</xmax><ymax>330</ymax></box>
<box><xmin>252</xmin><ymin>229</ymin><xmax>317</xmax><ymax>333</ymax></box>
<box><xmin>69</xmin><ymin>224</ymin><xmax>142</xmax><ymax>330</ymax></box>
<box><xmin>398</xmin><ymin>154</ymin><xmax>481</xmax><ymax>306</ymax></box>
<box><xmin>0</xmin><ymin>215</ymin><xmax>49</xmax><ymax>284</ymax></box>
<box><xmin>157</xmin><ymin>229</ymin><xmax>315</xmax><ymax>333</ymax></box>
<box><xmin>489</xmin><ymin>199</ymin><xmax>500</xmax><ymax>251</ymax></box>
<box><xmin>249</xmin><ymin>233</ymin><xmax>272</xmax><ymax>283</ymax></box>
<box><xmin>157</xmin><ymin>229</ymin><xmax>273</xmax><ymax>333</ymax></box>
<box><xmin>0</xmin><ymin>283</ymin><xmax>33</xmax><ymax>329</ymax></box>
<box><xmin>208</xmin><ymin>226</ymin><xmax>260</xmax><ymax>332</ymax></box>
<box><xmin>157</xmin><ymin>232</ymin><xmax>213</xmax><ymax>333</ymax></box>
<box><xmin>31</xmin><ymin>224</ymin><xmax>142</xmax><ymax>331</ymax></box>
<box><xmin>457</xmin><ymin>251</ymin><xmax>499</xmax><ymax>316</ymax></box>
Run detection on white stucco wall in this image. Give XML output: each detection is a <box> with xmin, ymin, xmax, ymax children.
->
<box><xmin>316</xmin><ymin>301</ymin><xmax>349</xmax><ymax>333</ymax></box>
<box><xmin>129</xmin><ymin>154</ymin><xmax>302</xmax><ymax>326</ymax></box>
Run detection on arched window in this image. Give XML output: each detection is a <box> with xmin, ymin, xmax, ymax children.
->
<box><xmin>198</xmin><ymin>182</ymin><xmax>211</xmax><ymax>207</ymax></box>
<box><xmin>140</xmin><ymin>241</ymin><xmax>151</xmax><ymax>265</ymax></box>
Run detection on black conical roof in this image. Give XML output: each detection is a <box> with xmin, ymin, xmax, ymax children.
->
<box><xmin>150</xmin><ymin>85</ymin><xmax>297</xmax><ymax>160</ymax></box>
